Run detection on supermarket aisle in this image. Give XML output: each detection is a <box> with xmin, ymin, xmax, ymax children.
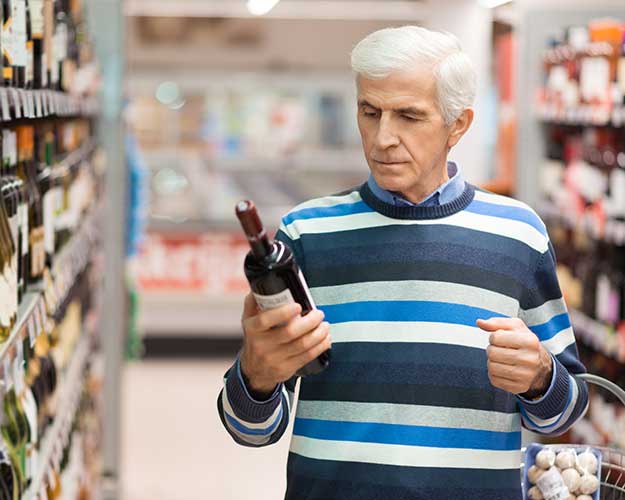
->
<box><xmin>121</xmin><ymin>359</ymin><xmax>294</xmax><ymax>500</ymax></box>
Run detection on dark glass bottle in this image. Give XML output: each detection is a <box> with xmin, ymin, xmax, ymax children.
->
<box><xmin>27</xmin><ymin>0</ymin><xmax>42</xmax><ymax>89</ymax></box>
<box><xmin>236</xmin><ymin>200</ymin><xmax>330</xmax><ymax>377</ymax></box>
<box><xmin>53</xmin><ymin>0</ymin><xmax>66</xmax><ymax>91</ymax></box>
<box><xmin>2</xmin><ymin>0</ymin><xmax>13</xmax><ymax>87</ymax></box>
<box><xmin>12</xmin><ymin>0</ymin><xmax>26</xmax><ymax>88</ymax></box>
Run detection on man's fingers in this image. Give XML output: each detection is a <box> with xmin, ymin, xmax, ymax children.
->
<box><xmin>248</xmin><ymin>302</ymin><xmax>302</xmax><ymax>333</ymax></box>
<box><xmin>488</xmin><ymin>330</ymin><xmax>528</xmax><ymax>349</ymax></box>
<box><xmin>275</xmin><ymin>310</ymin><xmax>326</xmax><ymax>345</ymax></box>
<box><xmin>486</xmin><ymin>345</ymin><xmax>519</xmax><ymax>365</ymax></box>
<box><xmin>286</xmin><ymin>332</ymin><xmax>332</xmax><ymax>372</ymax></box>
<box><xmin>283</xmin><ymin>321</ymin><xmax>331</xmax><ymax>357</ymax></box>
<box><xmin>476</xmin><ymin>317</ymin><xmax>522</xmax><ymax>332</ymax></box>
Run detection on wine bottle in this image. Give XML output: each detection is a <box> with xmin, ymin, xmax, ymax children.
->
<box><xmin>42</xmin><ymin>0</ymin><xmax>51</xmax><ymax>89</ymax></box>
<box><xmin>24</xmin><ymin>0</ymin><xmax>32</xmax><ymax>89</ymax></box>
<box><xmin>53</xmin><ymin>0</ymin><xmax>65</xmax><ymax>91</ymax></box>
<box><xmin>27</xmin><ymin>0</ymin><xmax>42</xmax><ymax>89</ymax></box>
<box><xmin>2</xmin><ymin>0</ymin><xmax>13</xmax><ymax>87</ymax></box>
<box><xmin>12</xmin><ymin>0</ymin><xmax>26</xmax><ymax>88</ymax></box>
<box><xmin>236</xmin><ymin>200</ymin><xmax>330</xmax><ymax>377</ymax></box>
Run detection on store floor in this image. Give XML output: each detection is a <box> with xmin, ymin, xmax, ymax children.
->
<box><xmin>121</xmin><ymin>359</ymin><xmax>294</xmax><ymax>500</ymax></box>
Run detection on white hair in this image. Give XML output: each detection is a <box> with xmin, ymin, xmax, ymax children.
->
<box><xmin>350</xmin><ymin>26</ymin><xmax>476</xmax><ymax>126</ymax></box>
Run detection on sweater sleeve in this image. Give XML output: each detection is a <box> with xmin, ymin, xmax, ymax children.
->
<box><xmin>217</xmin><ymin>356</ymin><xmax>299</xmax><ymax>447</ymax></box>
<box><xmin>517</xmin><ymin>241</ymin><xmax>589</xmax><ymax>436</ymax></box>
<box><xmin>217</xmin><ymin>215</ymin><xmax>303</xmax><ymax>447</ymax></box>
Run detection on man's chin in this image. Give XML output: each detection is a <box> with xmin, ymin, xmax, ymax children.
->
<box><xmin>370</xmin><ymin>169</ymin><xmax>407</xmax><ymax>193</ymax></box>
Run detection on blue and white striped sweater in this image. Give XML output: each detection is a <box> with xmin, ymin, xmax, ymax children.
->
<box><xmin>217</xmin><ymin>181</ymin><xmax>588</xmax><ymax>500</ymax></box>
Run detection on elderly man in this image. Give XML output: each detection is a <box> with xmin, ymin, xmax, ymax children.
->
<box><xmin>218</xmin><ymin>26</ymin><xmax>588</xmax><ymax>499</ymax></box>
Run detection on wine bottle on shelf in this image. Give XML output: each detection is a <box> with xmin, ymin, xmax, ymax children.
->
<box><xmin>12</xmin><ymin>0</ymin><xmax>27</xmax><ymax>88</ymax></box>
<box><xmin>35</xmin><ymin>126</ymin><xmax>54</xmax><ymax>267</ymax></box>
<box><xmin>0</xmin><ymin>178</ymin><xmax>16</xmax><ymax>333</ymax></box>
<box><xmin>53</xmin><ymin>0</ymin><xmax>66</xmax><ymax>91</ymax></box>
<box><xmin>236</xmin><ymin>200</ymin><xmax>330</xmax><ymax>377</ymax></box>
<box><xmin>4</xmin><ymin>129</ymin><xmax>26</xmax><ymax>303</ymax></box>
<box><xmin>24</xmin><ymin>0</ymin><xmax>32</xmax><ymax>89</ymax></box>
<box><xmin>27</xmin><ymin>0</ymin><xmax>42</xmax><ymax>89</ymax></box>
<box><xmin>2</xmin><ymin>0</ymin><xmax>13</xmax><ymax>87</ymax></box>
<box><xmin>42</xmin><ymin>0</ymin><xmax>52</xmax><ymax>89</ymax></box>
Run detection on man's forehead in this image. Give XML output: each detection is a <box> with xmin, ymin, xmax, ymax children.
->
<box><xmin>355</xmin><ymin>70</ymin><xmax>436</xmax><ymax>106</ymax></box>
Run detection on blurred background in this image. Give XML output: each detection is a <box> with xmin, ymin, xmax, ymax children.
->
<box><xmin>0</xmin><ymin>0</ymin><xmax>623</xmax><ymax>499</ymax></box>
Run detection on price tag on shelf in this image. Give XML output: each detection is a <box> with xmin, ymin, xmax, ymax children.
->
<box><xmin>9</xmin><ymin>89</ymin><xmax>21</xmax><ymax>119</ymax></box>
<box><xmin>42</xmin><ymin>91</ymin><xmax>49</xmax><ymax>116</ymax></box>
<box><xmin>35</xmin><ymin>91</ymin><xmax>43</xmax><ymax>117</ymax></box>
<box><xmin>14</xmin><ymin>340</ymin><xmax>24</xmax><ymax>392</ymax></box>
<box><xmin>19</xmin><ymin>90</ymin><xmax>29</xmax><ymax>118</ymax></box>
<box><xmin>27</xmin><ymin>92</ymin><xmax>35</xmax><ymax>118</ymax></box>
<box><xmin>38</xmin><ymin>300</ymin><xmax>48</xmax><ymax>334</ymax></box>
<box><xmin>34</xmin><ymin>306</ymin><xmax>43</xmax><ymax>337</ymax></box>
<box><xmin>27</xmin><ymin>315</ymin><xmax>36</xmax><ymax>347</ymax></box>
<box><xmin>0</xmin><ymin>89</ymin><xmax>9</xmax><ymax>121</ymax></box>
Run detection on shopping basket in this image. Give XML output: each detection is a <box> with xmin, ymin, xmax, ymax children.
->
<box><xmin>522</xmin><ymin>373</ymin><xmax>625</xmax><ymax>499</ymax></box>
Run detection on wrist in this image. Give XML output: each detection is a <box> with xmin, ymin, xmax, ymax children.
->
<box><xmin>523</xmin><ymin>350</ymin><xmax>553</xmax><ymax>400</ymax></box>
<box><xmin>239</xmin><ymin>354</ymin><xmax>279</xmax><ymax>396</ymax></box>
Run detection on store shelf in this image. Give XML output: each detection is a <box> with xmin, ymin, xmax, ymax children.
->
<box><xmin>537</xmin><ymin>104</ymin><xmax>625</xmax><ymax>128</ymax></box>
<box><xmin>0</xmin><ymin>291</ymin><xmax>46</xmax><ymax>361</ymax></box>
<box><xmin>0</xmin><ymin>201</ymin><xmax>101</xmax><ymax>378</ymax></box>
<box><xmin>542</xmin><ymin>41</ymin><xmax>614</xmax><ymax>64</ymax></box>
<box><xmin>23</xmin><ymin>329</ymin><xmax>93</xmax><ymax>500</ymax></box>
<box><xmin>0</xmin><ymin>89</ymin><xmax>99</xmax><ymax>123</ymax></box>
<box><xmin>538</xmin><ymin>200</ymin><xmax>625</xmax><ymax>246</ymax></box>
<box><xmin>570</xmin><ymin>308</ymin><xmax>624</xmax><ymax>363</ymax></box>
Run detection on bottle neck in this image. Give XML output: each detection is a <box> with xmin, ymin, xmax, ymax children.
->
<box><xmin>249</xmin><ymin>233</ymin><xmax>273</xmax><ymax>260</ymax></box>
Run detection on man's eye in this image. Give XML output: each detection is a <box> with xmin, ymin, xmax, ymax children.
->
<box><xmin>402</xmin><ymin>115</ymin><xmax>419</xmax><ymax>121</ymax></box>
<box><xmin>362</xmin><ymin>108</ymin><xmax>378</xmax><ymax>117</ymax></box>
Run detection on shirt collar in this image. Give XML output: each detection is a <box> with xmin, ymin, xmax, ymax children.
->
<box><xmin>367</xmin><ymin>162</ymin><xmax>465</xmax><ymax>208</ymax></box>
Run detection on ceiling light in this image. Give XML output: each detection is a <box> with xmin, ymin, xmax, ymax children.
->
<box><xmin>478</xmin><ymin>0</ymin><xmax>512</xmax><ymax>8</ymax></box>
<box><xmin>246</xmin><ymin>0</ymin><xmax>281</xmax><ymax>16</ymax></box>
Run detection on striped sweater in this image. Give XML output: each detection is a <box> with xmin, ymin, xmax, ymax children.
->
<box><xmin>218</xmin><ymin>181</ymin><xmax>588</xmax><ymax>500</ymax></box>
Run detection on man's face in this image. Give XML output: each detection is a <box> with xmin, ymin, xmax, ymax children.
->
<box><xmin>356</xmin><ymin>68</ymin><xmax>462</xmax><ymax>202</ymax></box>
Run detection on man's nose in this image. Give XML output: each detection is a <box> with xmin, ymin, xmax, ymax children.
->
<box><xmin>374</xmin><ymin>114</ymin><xmax>400</xmax><ymax>149</ymax></box>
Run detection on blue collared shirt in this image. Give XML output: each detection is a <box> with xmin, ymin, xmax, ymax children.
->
<box><xmin>367</xmin><ymin>162</ymin><xmax>465</xmax><ymax>207</ymax></box>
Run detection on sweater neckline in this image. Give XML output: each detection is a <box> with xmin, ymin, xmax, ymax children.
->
<box><xmin>359</xmin><ymin>180</ymin><xmax>476</xmax><ymax>220</ymax></box>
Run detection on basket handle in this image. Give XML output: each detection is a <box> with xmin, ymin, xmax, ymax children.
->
<box><xmin>575</xmin><ymin>373</ymin><xmax>625</xmax><ymax>407</ymax></box>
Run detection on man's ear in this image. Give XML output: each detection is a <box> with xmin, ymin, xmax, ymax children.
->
<box><xmin>447</xmin><ymin>108</ymin><xmax>474</xmax><ymax>150</ymax></box>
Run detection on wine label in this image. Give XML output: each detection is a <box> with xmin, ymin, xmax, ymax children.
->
<box><xmin>26</xmin><ymin>40</ymin><xmax>33</xmax><ymax>85</ymax></box>
<box><xmin>54</xmin><ymin>22</ymin><xmax>67</xmax><ymax>62</ymax></box>
<box><xmin>536</xmin><ymin>467</ymin><xmax>570</xmax><ymax>500</ymax></box>
<box><xmin>12</xmin><ymin>0</ymin><xmax>27</xmax><ymax>66</ymax></box>
<box><xmin>29</xmin><ymin>0</ymin><xmax>44</xmax><ymax>37</ymax></box>
<box><xmin>2</xmin><ymin>10</ymin><xmax>15</xmax><ymax>66</ymax></box>
<box><xmin>253</xmin><ymin>288</ymin><xmax>295</xmax><ymax>312</ymax></box>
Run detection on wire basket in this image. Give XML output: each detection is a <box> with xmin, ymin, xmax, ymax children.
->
<box><xmin>523</xmin><ymin>373</ymin><xmax>625</xmax><ymax>499</ymax></box>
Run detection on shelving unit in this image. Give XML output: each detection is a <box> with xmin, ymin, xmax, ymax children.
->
<box><xmin>517</xmin><ymin>3</ymin><xmax>625</xmax><ymax>454</ymax></box>
<box><xmin>23</xmin><ymin>328</ymin><xmax>94</xmax><ymax>500</ymax></box>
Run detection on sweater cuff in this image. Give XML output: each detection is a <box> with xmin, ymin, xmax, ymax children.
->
<box><xmin>517</xmin><ymin>355</ymin><xmax>570</xmax><ymax>419</ymax></box>
<box><xmin>224</xmin><ymin>357</ymin><xmax>283</xmax><ymax>423</ymax></box>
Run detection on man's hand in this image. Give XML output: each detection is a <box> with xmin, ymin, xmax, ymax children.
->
<box><xmin>476</xmin><ymin>317</ymin><xmax>553</xmax><ymax>399</ymax></box>
<box><xmin>239</xmin><ymin>293</ymin><xmax>331</xmax><ymax>396</ymax></box>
